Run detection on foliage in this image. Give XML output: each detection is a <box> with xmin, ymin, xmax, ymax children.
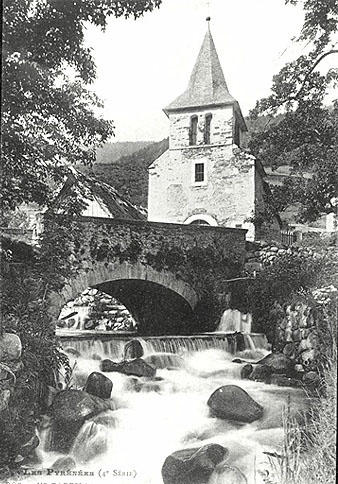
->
<box><xmin>96</xmin><ymin>141</ymin><xmax>155</xmax><ymax>164</ymax></box>
<box><xmin>0</xmin><ymin>258</ymin><xmax>71</xmax><ymax>466</ymax></box>
<box><xmin>249</xmin><ymin>102</ymin><xmax>338</xmax><ymax>222</ymax></box>
<box><xmin>79</xmin><ymin>138</ymin><xmax>169</xmax><ymax>207</ymax></box>
<box><xmin>230</xmin><ymin>253</ymin><xmax>333</xmax><ymax>341</ymax></box>
<box><xmin>1</xmin><ymin>0</ymin><xmax>162</xmax><ymax>211</ymax></box>
<box><xmin>248</xmin><ymin>1</ymin><xmax>338</xmax><ymax>223</ymax></box>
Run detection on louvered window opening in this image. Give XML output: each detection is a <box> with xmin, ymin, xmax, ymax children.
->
<box><xmin>189</xmin><ymin>116</ymin><xmax>198</xmax><ymax>145</ymax></box>
<box><xmin>204</xmin><ymin>114</ymin><xmax>212</xmax><ymax>144</ymax></box>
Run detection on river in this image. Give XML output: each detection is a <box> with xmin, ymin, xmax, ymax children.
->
<box><xmin>26</xmin><ymin>334</ymin><xmax>308</xmax><ymax>484</ymax></box>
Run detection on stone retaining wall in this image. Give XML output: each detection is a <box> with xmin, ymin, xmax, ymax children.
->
<box><xmin>245</xmin><ymin>240</ymin><xmax>321</xmax><ymax>272</ymax></box>
<box><xmin>274</xmin><ymin>286</ymin><xmax>337</xmax><ymax>373</ymax></box>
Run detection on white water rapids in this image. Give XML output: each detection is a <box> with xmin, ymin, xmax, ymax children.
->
<box><xmin>31</xmin><ymin>337</ymin><xmax>307</xmax><ymax>484</ymax></box>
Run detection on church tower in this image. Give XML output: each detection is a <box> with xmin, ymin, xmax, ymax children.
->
<box><xmin>148</xmin><ymin>20</ymin><xmax>280</xmax><ymax>241</ymax></box>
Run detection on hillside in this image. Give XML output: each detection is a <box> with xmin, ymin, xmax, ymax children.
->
<box><xmin>96</xmin><ymin>141</ymin><xmax>155</xmax><ymax>164</ymax></box>
<box><xmin>79</xmin><ymin>138</ymin><xmax>169</xmax><ymax>207</ymax></box>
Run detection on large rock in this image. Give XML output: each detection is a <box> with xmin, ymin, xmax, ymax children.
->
<box><xmin>83</xmin><ymin>372</ymin><xmax>113</xmax><ymax>399</ymax></box>
<box><xmin>270</xmin><ymin>374</ymin><xmax>301</xmax><ymax>388</ymax></box>
<box><xmin>209</xmin><ymin>464</ymin><xmax>247</xmax><ymax>484</ymax></box>
<box><xmin>143</xmin><ymin>353</ymin><xmax>183</xmax><ymax>370</ymax></box>
<box><xmin>100</xmin><ymin>358</ymin><xmax>156</xmax><ymax>378</ymax></box>
<box><xmin>240</xmin><ymin>364</ymin><xmax>253</xmax><ymax>379</ymax></box>
<box><xmin>49</xmin><ymin>389</ymin><xmax>115</xmax><ymax>453</ymax></box>
<box><xmin>51</xmin><ymin>456</ymin><xmax>76</xmax><ymax>471</ymax></box>
<box><xmin>257</xmin><ymin>352</ymin><xmax>293</xmax><ymax>374</ymax></box>
<box><xmin>71</xmin><ymin>420</ymin><xmax>108</xmax><ymax>464</ymax></box>
<box><xmin>19</xmin><ymin>435</ymin><xmax>40</xmax><ymax>458</ymax></box>
<box><xmin>207</xmin><ymin>385</ymin><xmax>263</xmax><ymax>423</ymax></box>
<box><xmin>283</xmin><ymin>343</ymin><xmax>296</xmax><ymax>360</ymax></box>
<box><xmin>249</xmin><ymin>364</ymin><xmax>272</xmax><ymax>383</ymax></box>
<box><xmin>302</xmin><ymin>371</ymin><xmax>320</xmax><ymax>387</ymax></box>
<box><xmin>301</xmin><ymin>349</ymin><xmax>317</xmax><ymax>366</ymax></box>
<box><xmin>162</xmin><ymin>443</ymin><xmax>227</xmax><ymax>484</ymax></box>
<box><xmin>124</xmin><ymin>340</ymin><xmax>144</xmax><ymax>359</ymax></box>
<box><xmin>0</xmin><ymin>333</ymin><xmax>22</xmax><ymax>361</ymax></box>
<box><xmin>51</xmin><ymin>390</ymin><xmax>115</xmax><ymax>423</ymax></box>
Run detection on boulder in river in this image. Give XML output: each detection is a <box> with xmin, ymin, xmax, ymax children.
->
<box><xmin>71</xmin><ymin>420</ymin><xmax>108</xmax><ymax>464</ymax></box>
<box><xmin>51</xmin><ymin>456</ymin><xmax>76</xmax><ymax>471</ymax></box>
<box><xmin>257</xmin><ymin>352</ymin><xmax>293</xmax><ymax>374</ymax></box>
<box><xmin>51</xmin><ymin>389</ymin><xmax>115</xmax><ymax>423</ymax></box>
<box><xmin>49</xmin><ymin>389</ymin><xmax>115</xmax><ymax>453</ymax></box>
<box><xmin>270</xmin><ymin>374</ymin><xmax>301</xmax><ymax>387</ymax></box>
<box><xmin>100</xmin><ymin>358</ymin><xmax>156</xmax><ymax>378</ymax></box>
<box><xmin>249</xmin><ymin>364</ymin><xmax>272</xmax><ymax>383</ymax></box>
<box><xmin>83</xmin><ymin>372</ymin><xmax>113</xmax><ymax>399</ymax></box>
<box><xmin>240</xmin><ymin>364</ymin><xmax>253</xmax><ymax>379</ymax></box>
<box><xmin>143</xmin><ymin>353</ymin><xmax>183</xmax><ymax>370</ymax></box>
<box><xmin>124</xmin><ymin>340</ymin><xmax>144</xmax><ymax>359</ymax></box>
<box><xmin>207</xmin><ymin>385</ymin><xmax>263</xmax><ymax>423</ymax></box>
<box><xmin>162</xmin><ymin>443</ymin><xmax>227</xmax><ymax>484</ymax></box>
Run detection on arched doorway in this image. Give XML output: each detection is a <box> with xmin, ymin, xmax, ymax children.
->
<box><xmin>183</xmin><ymin>214</ymin><xmax>218</xmax><ymax>226</ymax></box>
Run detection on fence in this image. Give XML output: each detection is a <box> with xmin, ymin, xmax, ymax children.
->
<box><xmin>281</xmin><ymin>230</ymin><xmax>297</xmax><ymax>246</ymax></box>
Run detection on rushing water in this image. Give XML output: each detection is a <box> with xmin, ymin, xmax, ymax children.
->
<box><xmin>30</xmin><ymin>335</ymin><xmax>307</xmax><ymax>484</ymax></box>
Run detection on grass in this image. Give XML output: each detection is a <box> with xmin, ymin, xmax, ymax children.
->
<box><xmin>263</xmin><ymin>355</ymin><xmax>337</xmax><ymax>484</ymax></box>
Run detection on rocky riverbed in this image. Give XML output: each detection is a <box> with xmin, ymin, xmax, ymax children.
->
<box><xmin>11</xmin><ymin>338</ymin><xmax>314</xmax><ymax>484</ymax></box>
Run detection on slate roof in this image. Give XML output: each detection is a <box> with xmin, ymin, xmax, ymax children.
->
<box><xmin>50</xmin><ymin>167</ymin><xmax>146</xmax><ymax>221</ymax></box>
<box><xmin>165</xmin><ymin>25</ymin><xmax>246</xmax><ymax>130</ymax></box>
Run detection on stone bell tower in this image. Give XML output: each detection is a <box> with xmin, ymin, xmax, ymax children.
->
<box><xmin>148</xmin><ymin>19</ymin><xmax>281</xmax><ymax>241</ymax></box>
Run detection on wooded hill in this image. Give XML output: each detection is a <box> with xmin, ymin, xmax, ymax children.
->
<box><xmin>79</xmin><ymin>138</ymin><xmax>169</xmax><ymax>207</ymax></box>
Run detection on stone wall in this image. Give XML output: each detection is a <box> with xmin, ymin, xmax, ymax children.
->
<box><xmin>245</xmin><ymin>240</ymin><xmax>321</xmax><ymax>273</ymax></box>
<box><xmin>148</xmin><ymin>144</ymin><xmax>257</xmax><ymax>239</ymax></box>
<box><xmin>168</xmin><ymin>105</ymin><xmax>234</xmax><ymax>149</ymax></box>
<box><xmin>274</xmin><ymin>286</ymin><xmax>337</xmax><ymax>375</ymax></box>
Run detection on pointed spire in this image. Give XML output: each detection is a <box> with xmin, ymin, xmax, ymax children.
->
<box><xmin>165</xmin><ymin>23</ymin><xmax>236</xmax><ymax>113</ymax></box>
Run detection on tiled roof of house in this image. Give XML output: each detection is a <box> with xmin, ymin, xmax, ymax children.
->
<box><xmin>165</xmin><ymin>26</ymin><xmax>239</xmax><ymax>114</ymax></box>
<box><xmin>50</xmin><ymin>167</ymin><xmax>146</xmax><ymax>221</ymax></box>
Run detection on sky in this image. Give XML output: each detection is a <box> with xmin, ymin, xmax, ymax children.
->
<box><xmin>84</xmin><ymin>0</ymin><xmax>307</xmax><ymax>142</ymax></box>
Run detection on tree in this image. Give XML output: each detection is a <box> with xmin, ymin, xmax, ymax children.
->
<box><xmin>248</xmin><ymin>0</ymin><xmax>338</xmax><ymax>223</ymax></box>
<box><xmin>1</xmin><ymin>0</ymin><xmax>162</xmax><ymax>212</ymax></box>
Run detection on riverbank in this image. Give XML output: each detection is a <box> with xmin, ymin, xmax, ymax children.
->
<box><xmin>264</xmin><ymin>350</ymin><xmax>336</xmax><ymax>484</ymax></box>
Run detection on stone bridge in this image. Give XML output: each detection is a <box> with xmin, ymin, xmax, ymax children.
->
<box><xmin>48</xmin><ymin>217</ymin><xmax>246</xmax><ymax>334</ymax></box>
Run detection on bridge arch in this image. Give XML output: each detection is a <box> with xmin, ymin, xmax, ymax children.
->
<box><xmin>49</xmin><ymin>261</ymin><xmax>199</xmax><ymax>334</ymax></box>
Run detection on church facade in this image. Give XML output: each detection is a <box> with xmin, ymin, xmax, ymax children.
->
<box><xmin>148</xmin><ymin>22</ymin><xmax>281</xmax><ymax>241</ymax></box>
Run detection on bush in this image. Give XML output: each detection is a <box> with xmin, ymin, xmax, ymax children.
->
<box><xmin>230</xmin><ymin>253</ymin><xmax>333</xmax><ymax>342</ymax></box>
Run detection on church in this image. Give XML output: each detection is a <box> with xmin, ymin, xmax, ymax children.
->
<box><xmin>147</xmin><ymin>19</ymin><xmax>281</xmax><ymax>241</ymax></box>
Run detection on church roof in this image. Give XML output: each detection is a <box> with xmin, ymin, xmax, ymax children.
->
<box><xmin>165</xmin><ymin>24</ymin><xmax>244</xmax><ymax>122</ymax></box>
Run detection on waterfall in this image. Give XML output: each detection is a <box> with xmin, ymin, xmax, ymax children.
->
<box><xmin>217</xmin><ymin>309</ymin><xmax>252</xmax><ymax>333</ymax></box>
<box><xmin>62</xmin><ymin>335</ymin><xmax>231</xmax><ymax>360</ymax></box>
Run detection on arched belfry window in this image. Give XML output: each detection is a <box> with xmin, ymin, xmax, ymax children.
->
<box><xmin>189</xmin><ymin>116</ymin><xmax>198</xmax><ymax>145</ymax></box>
<box><xmin>204</xmin><ymin>114</ymin><xmax>212</xmax><ymax>144</ymax></box>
